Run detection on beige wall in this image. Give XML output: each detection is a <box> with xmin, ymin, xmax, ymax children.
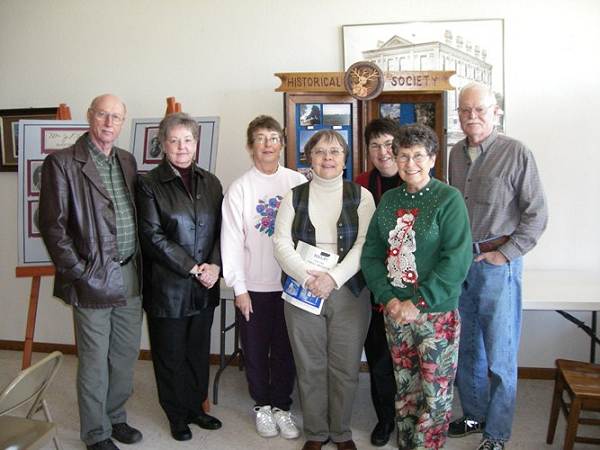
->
<box><xmin>1</xmin><ymin>0</ymin><xmax>599</xmax><ymax>366</ymax></box>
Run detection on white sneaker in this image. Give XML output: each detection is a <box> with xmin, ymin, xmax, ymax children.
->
<box><xmin>254</xmin><ymin>405</ymin><xmax>278</xmax><ymax>438</ymax></box>
<box><xmin>272</xmin><ymin>408</ymin><xmax>300</xmax><ymax>439</ymax></box>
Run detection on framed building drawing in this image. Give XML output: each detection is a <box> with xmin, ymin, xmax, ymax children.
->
<box><xmin>130</xmin><ymin>117</ymin><xmax>220</xmax><ymax>173</ymax></box>
<box><xmin>17</xmin><ymin>120</ymin><xmax>89</xmax><ymax>265</ymax></box>
<box><xmin>343</xmin><ymin>19</ymin><xmax>505</xmax><ymax>145</ymax></box>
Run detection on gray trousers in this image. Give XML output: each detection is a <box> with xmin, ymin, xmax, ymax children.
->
<box><xmin>284</xmin><ymin>286</ymin><xmax>371</xmax><ymax>442</ymax></box>
<box><xmin>73</xmin><ymin>260</ymin><xmax>142</xmax><ymax>445</ymax></box>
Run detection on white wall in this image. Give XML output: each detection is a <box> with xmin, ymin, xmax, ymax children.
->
<box><xmin>1</xmin><ymin>0</ymin><xmax>599</xmax><ymax>367</ymax></box>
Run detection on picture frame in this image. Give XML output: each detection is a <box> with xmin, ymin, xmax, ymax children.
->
<box><xmin>41</xmin><ymin>127</ymin><xmax>87</xmax><ymax>154</ymax></box>
<box><xmin>343</xmin><ymin>19</ymin><xmax>505</xmax><ymax>145</ymax></box>
<box><xmin>27</xmin><ymin>159</ymin><xmax>44</xmax><ymax>197</ymax></box>
<box><xmin>28</xmin><ymin>200</ymin><xmax>40</xmax><ymax>238</ymax></box>
<box><xmin>131</xmin><ymin>117</ymin><xmax>220</xmax><ymax>173</ymax></box>
<box><xmin>142</xmin><ymin>126</ymin><xmax>162</xmax><ymax>163</ymax></box>
<box><xmin>18</xmin><ymin>120</ymin><xmax>89</xmax><ymax>265</ymax></box>
<box><xmin>0</xmin><ymin>107</ymin><xmax>58</xmax><ymax>171</ymax></box>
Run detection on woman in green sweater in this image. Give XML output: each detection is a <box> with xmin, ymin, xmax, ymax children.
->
<box><xmin>361</xmin><ymin>124</ymin><xmax>472</xmax><ymax>450</ymax></box>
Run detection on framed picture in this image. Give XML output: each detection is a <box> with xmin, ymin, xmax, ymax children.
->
<box><xmin>299</xmin><ymin>104</ymin><xmax>322</xmax><ymax>126</ymax></box>
<box><xmin>284</xmin><ymin>94</ymin><xmax>359</xmax><ymax>181</ymax></box>
<box><xmin>131</xmin><ymin>117</ymin><xmax>220</xmax><ymax>173</ymax></box>
<box><xmin>142</xmin><ymin>126</ymin><xmax>162</xmax><ymax>163</ymax></box>
<box><xmin>27</xmin><ymin>160</ymin><xmax>44</xmax><ymax>197</ymax></box>
<box><xmin>0</xmin><ymin>107</ymin><xmax>58</xmax><ymax>171</ymax></box>
<box><xmin>41</xmin><ymin>127</ymin><xmax>88</xmax><ymax>153</ymax></box>
<box><xmin>323</xmin><ymin>104</ymin><xmax>351</xmax><ymax>127</ymax></box>
<box><xmin>18</xmin><ymin>120</ymin><xmax>89</xmax><ymax>265</ymax></box>
<box><xmin>28</xmin><ymin>200</ymin><xmax>40</xmax><ymax>238</ymax></box>
<box><xmin>343</xmin><ymin>19</ymin><xmax>504</xmax><ymax>145</ymax></box>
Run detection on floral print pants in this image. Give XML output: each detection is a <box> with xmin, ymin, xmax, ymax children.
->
<box><xmin>384</xmin><ymin>310</ymin><xmax>460</xmax><ymax>450</ymax></box>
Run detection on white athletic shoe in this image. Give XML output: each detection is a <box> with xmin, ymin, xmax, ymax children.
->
<box><xmin>272</xmin><ymin>408</ymin><xmax>300</xmax><ymax>439</ymax></box>
<box><xmin>254</xmin><ymin>405</ymin><xmax>278</xmax><ymax>438</ymax></box>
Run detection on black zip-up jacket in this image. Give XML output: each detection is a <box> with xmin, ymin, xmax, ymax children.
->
<box><xmin>137</xmin><ymin>159</ymin><xmax>222</xmax><ymax>318</ymax></box>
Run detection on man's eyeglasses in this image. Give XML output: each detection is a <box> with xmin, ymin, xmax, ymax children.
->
<box><xmin>368</xmin><ymin>141</ymin><xmax>394</xmax><ymax>152</ymax></box>
<box><xmin>254</xmin><ymin>135</ymin><xmax>281</xmax><ymax>145</ymax></box>
<box><xmin>312</xmin><ymin>148</ymin><xmax>344</xmax><ymax>158</ymax></box>
<box><xmin>397</xmin><ymin>153</ymin><xmax>429</xmax><ymax>164</ymax></box>
<box><xmin>90</xmin><ymin>109</ymin><xmax>125</xmax><ymax>124</ymax></box>
<box><xmin>456</xmin><ymin>105</ymin><xmax>494</xmax><ymax>117</ymax></box>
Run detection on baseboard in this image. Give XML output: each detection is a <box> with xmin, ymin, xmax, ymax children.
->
<box><xmin>0</xmin><ymin>339</ymin><xmax>234</xmax><ymax>366</ymax></box>
<box><xmin>0</xmin><ymin>339</ymin><xmax>557</xmax><ymax>379</ymax></box>
<box><xmin>518</xmin><ymin>366</ymin><xmax>556</xmax><ymax>380</ymax></box>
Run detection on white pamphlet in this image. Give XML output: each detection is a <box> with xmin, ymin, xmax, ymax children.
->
<box><xmin>281</xmin><ymin>241</ymin><xmax>339</xmax><ymax>315</ymax></box>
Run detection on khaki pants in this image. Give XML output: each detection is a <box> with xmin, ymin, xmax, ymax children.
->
<box><xmin>284</xmin><ymin>286</ymin><xmax>370</xmax><ymax>443</ymax></box>
<box><xmin>73</xmin><ymin>260</ymin><xmax>142</xmax><ymax>446</ymax></box>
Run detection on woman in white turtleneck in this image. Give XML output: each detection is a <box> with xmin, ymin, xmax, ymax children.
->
<box><xmin>273</xmin><ymin>130</ymin><xmax>375</xmax><ymax>450</ymax></box>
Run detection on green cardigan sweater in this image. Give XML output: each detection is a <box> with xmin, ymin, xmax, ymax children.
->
<box><xmin>361</xmin><ymin>178</ymin><xmax>472</xmax><ymax>312</ymax></box>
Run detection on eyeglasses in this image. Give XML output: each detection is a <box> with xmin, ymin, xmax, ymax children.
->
<box><xmin>368</xmin><ymin>141</ymin><xmax>394</xmax><ymax>152</ymax></box>
<box><xmin>456</xmin><ymin>105</ymin><xmax>494</xmax><ymax>116</ymax></box>
<box><xmin>397</xmin><ymin>153</ymin><xmax>429</xmax><ymax>164</ymax></box>
<box><xmin>90</xmin><ymin>109</ymin><xmax>125</xmax><ymax>124</ymax></box>
<box><xmin>312</xmin><ymin>147</ymin><xmax>344</xmax><ymax>158</ymax></box>
<box><xmin>254</xmin><ymin>135</ymin><xmax>281</xmax><ymax>145</ymax></box>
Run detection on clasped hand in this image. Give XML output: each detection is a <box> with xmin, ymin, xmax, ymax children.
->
<box><xmin>192</xmin><ymin>263</ymin><xmax>220</xmax><ymax>289</ymax></box>
<box><xmin>386</xmin><ymin>298</ymin><xmax>419</xmax><ymax>324</ymax></box>
<box><xmin>305</xmin><ymin>270</ymin><xmax>336</xmax><ymax>299</ymax></box>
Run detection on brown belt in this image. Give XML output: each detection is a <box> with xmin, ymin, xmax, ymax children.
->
<box><xmin>473</xmin><ymin>236</ymin><xmax>509</xmax><ymax>253</ymax></box>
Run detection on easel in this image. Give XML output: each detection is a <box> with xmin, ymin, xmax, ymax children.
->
<box><xmin>16</xmin><ymin>104</ymin><xmax>71</xmax><ymax>369</ymax></box>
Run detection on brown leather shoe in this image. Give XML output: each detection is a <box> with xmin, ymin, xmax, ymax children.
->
<box><xmin>302</xmin><ymin>440</ymin><xmax>324</xmax><ymax>450</ymax></box>
<box><xmin>336</xmin><ymin>440</ymin><xmax>357</xmax><ymax>450</ymax></box>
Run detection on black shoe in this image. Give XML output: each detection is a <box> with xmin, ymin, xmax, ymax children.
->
<box><xmin>170</xmin><ymin>422</ymin><xmax>192</xmax><ymax>441</ymax></box>
<box><xmin>87</xmin><ymin>438</ymin><xmax>120</xmax><ymax>450</ymax></box>
<box><xmin>111</xmin><ymin>423</ymin><xmax>142</xmax><ymax>444</ymax></box>
<box><xmin>448</xmin><ymin>416</ymin><xmax>485</xmax><ymax>438</ymax></box>
<box><xmin>189</xmin><ymin>412</ymin><xmax>222</xmax><ymax>430</ymax></box>
<box><xmin>371</xmin><ymin>420</ymin><xmax>395</xmax><ymax>446</ymax></box>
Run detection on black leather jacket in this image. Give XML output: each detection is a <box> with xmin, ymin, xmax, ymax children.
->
<box><xmin>137</xmin><ymin>160</ymin><xmax>222</xmax><ymax>318</ymax></box>
<box><xmin>38</xmin><ymin>133</ymin><xmax>141</xmax><ymax>308</ymax></box>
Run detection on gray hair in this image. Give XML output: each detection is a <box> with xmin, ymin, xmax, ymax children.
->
<box><xmin>303</xmin><ymin>129</ymin><xmax>349</xmax><ymax>164</ymax></box>
<box><xmin>158</xmin><ymin>112</ymin><xmax>199</xmax><ymax>145</ymax></box>
<box><xmin>459</xmin><ymin>82</ymin><xmax>497</xmax><ymax>107</ymax></box>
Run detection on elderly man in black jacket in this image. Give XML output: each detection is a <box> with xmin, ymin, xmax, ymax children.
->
<box><xmin>39</xmin><ymin>94</ymin><xmax>143</xmax><ymax>450</ymax></box>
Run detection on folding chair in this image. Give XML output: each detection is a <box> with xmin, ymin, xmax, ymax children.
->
<box><xmin>0</xmin><ymin>351</ymin><xmax>63</xmax><ymax>450</ymax></box>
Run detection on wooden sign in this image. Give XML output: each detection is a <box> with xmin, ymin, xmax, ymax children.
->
<box><xmin>344</xmin><ymin>61</ymin><xmax>384</xmax><ymax>100</ymax></box>
<box><xmin>275</xmin><ymin>68</ymin><xmax>455</xmax><ymax>94</ymax></box>
<box><xmin>275</xmin><ymin>72</ymin><xmax>345</xmax><ymax>93</ymax></box>
<box><xmin>383</xmin><ymin>71</ymin><xmax>455</xmax><ymax>91</ymax></box>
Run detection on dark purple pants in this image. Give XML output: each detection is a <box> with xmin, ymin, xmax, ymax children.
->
<box><xmin>238</xmin><ymin>291</ymin><xmax>296</xmax><ymax>410</ymax></box>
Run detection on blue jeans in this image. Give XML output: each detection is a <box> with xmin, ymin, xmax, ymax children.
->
<box><xmin>456</xmin><ymin>257</ymin><xmax>523</xmax><ymax>442</ymax></box>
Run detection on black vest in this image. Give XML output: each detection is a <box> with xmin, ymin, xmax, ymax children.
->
<box><xmin>289</xmin><ymin>180</ymin><xmax>365</xmax><ymax>297</ymax></box>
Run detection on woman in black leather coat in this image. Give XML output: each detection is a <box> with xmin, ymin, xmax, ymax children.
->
<box><xmin>137</xmin><ymin>112</ymin><xmax>223</xmax><ymax>441</ymax></box>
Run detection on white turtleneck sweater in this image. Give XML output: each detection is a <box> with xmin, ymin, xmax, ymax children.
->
<box><xmin>273</xmin><ymin>172</ymin><xmax>375</xmax><ymax>290</ymax></box>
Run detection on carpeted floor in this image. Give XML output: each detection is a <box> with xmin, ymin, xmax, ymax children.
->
<box><xmin>1</xmin><ymin>350</ymin><xmax>598</xmax><ymax>450</ymax></box>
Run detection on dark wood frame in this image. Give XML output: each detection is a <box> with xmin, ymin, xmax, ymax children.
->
<box><xmin>284</xmin><ymin>93</ymin><xmax>361</xmax><ymax>179</ymax></box>
<box><xmin>0</xmin><ymin>107</ymin><xmax>58</xmax><ymax>172</ymax></box>
<box><xmin>365</xmin><ymin>91</ymin><xmax>447</xmax><ymax>181</ymax></box>
<box><xmin>282</xmin><ymin>91</ymin><xmax>447</xmax><ymax>181</ymax></box>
